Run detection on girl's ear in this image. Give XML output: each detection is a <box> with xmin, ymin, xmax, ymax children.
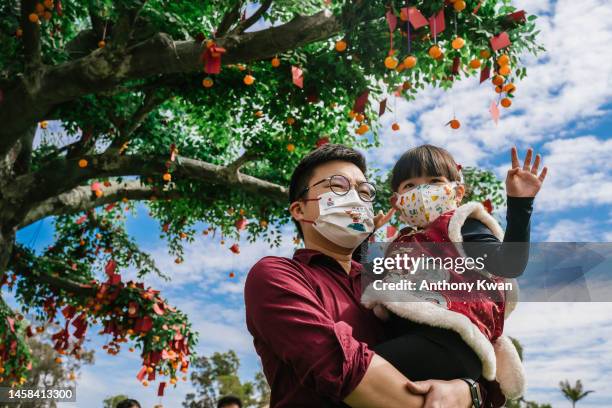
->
<box><xmin>454</xmin><ymin>184</ymin><xmax>466</xmax><ymax>204</ymax></box>
<box><xmin>390</xmin><ymin>192</ymin><xmax>400</xmax><ymax>210</ymax></box>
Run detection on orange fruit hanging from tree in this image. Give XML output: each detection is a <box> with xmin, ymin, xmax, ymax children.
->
<box><xmin>403</xmin><ymin>56</ymin><xmax>417</xmax><ymax>68</ymax></box>
<box><xmin>452</xmin><ymin>37</ymin><xmax>465</xmax><ymax>50</ymax></box>
<box><xmin>243</xmin><ymin>74</ymin><xmax>255</xmax><ymax>85</ymax></box>
<box><xmin>428</xmin><ymin>45</ymin><xmax>443</xmax><ymax>59</ymax></box>
<box><xmin>384</xmin><ymin>55</ymin><xmax>399</xmax><ymax>69</ymax></box>
<box><xmin>202</xmin><ymin>77</ymin><xmax>213</xmax><ymax>88</ymax></box>
<box><xmin>449</xmin><ymin>119</ymin><xmax>461</xmax><ymax>129</ymax></box>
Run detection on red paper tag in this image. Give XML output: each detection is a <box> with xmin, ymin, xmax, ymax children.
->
<box><xmin>452</xmin><ymin>57</ymin><xmax>461</xmax><ymax>75</ymax></box>
<box><xmin>480</xmin><ymin>64</ymin><xmax>491</xmax><ymax>83</ymax></box>
<box><xmin>291</xmin><ymin>66</ymin><xmax>304</xmax><ymax>88</ymax></box>
<box><xmin>429</xmin><ymin>9</ymin><xmax>445</xmax><ymax>37</ymax></box>
<box><xmin>378</xmin><ymin>98</ymin><xmax>387</xmax><ymax>117</ymax></box>
<box><xmin>108</xmin><ymin>274</ymin><xmax>121</xmax><ymax>285</ymax></box>
<box><xmin>507</xmin><ymin>10</ymin><xmax>526</xmax><ymax>23</ymax></box>
<box><xmin>406</xmin><ymin>7</ymin><xmax>428</xmax><ymax>29</ymax></box>
<box><xmin>153</xmin><ymin>302</ymin><xmax>165</xmax><ymax>315</ymax></box>
<box><xmin>202</xmin><ymin>44</ymin><xmax>226</xmax><ymax>74</ymax></box>
<box><xmin>490</xmin><ymin>32</ymin><xmax>511</xmax><ymax>51</ymax></box>
<box><xmin>482</xmin><ymin>199</ymin><xmax>494</xmax><ymax>213</ymax></box>
<box><xmin>316</xmin><ymin>136</ymin><xmax>330</xmax><ymax>147</ymax></box>
<box><xmin>62</xmin><ymin>305</ymin><xmax>76</xmax><ymax>319</ymax></box>
<box><xmin>7</xmin><ymin>317</ymin><xmax>15</xmax><ymax>333</ymax></box>
<box><xmin>136</xmin><ymin>366</ymin><xmax>147</xmax><ymax>381</ymax></box>
<box><xmin>158</xmin><ymin>382</ymin><xmax>166</xmax><ymax>396</ymax></box>
<box><xmin>386</xmin><ymin>10</ymin><xmax>398</xmax><ymax>32</ymax></box>
<box><xmin>353</xmin><ymin>90</ymin><xmax>369</xmax><ymax>114</ymax></box>
<box><xmin>489</xmin><ymin>100</ymin><xmax>500</xmax><ymax>124</ymax></box>
<box><xmin>235</xmin><ymin>217</ymin><xmax>248</xmax><ymax>231</ymax></box>
<box><xmin>105</xmin><ymin>259</ymin><xmax>117</xmax><ymax>276</ymax></box>
<box><xmin>386</xmin><ymin>225</ymin><xmax>397</xmax><ymax>239</ymax></box>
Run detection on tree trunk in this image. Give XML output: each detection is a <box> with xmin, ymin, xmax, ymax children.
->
<box><xmin>0</xmin><ymin>225</ymin><xmax>16</xmax><ymax>277</ymax></box>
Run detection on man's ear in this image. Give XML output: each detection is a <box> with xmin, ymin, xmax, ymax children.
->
<box><xmin>289</xmin><ymin>201</ymin><xmax>305</xmax><ymax>222</ymax></box>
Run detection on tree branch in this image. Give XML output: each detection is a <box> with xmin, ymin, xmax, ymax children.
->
<box><xmin>7</xmin><ymin>153</ymin><xmax>287</xmax><ymax>227</ymax></box>
<box><xmin>222</xmin><ymin>150</ymin><xmax>260</xmax><ymax>181</ymax></box>
<box><xmin>105</xmin><ymin>91</ymin><xmax>168</xmax><ymax>153</ymax></box>
<box><xmin>22</xmin><ymin>268</ymin><xmax>96</xmax><ymax>297</ymax></box>
<box><xmin>216</xmin><ymin>1</ymin><xmax>243</xmax><ymax>37</ymax></box>
<box><xmin>18</xmin><ymin>178</ymin><xmax>185</xmax><ymax>228</ymax></box>
<box><xmin>0</xmin><ymin>9</ymin><xmax>342</xmax><ymax>157</ymax></box>
<box><xmin>111</xmin><ymin>0</ymin><xmax>148</xmax><ymax>48</ymax></box>
<box><xmin>234</xmin><ymin>0</ymin><xmax>272</xmax><ymax>34</ymax></box>
<box><xmin>20</xmin><ymin>0</ymin><xmax>42</xmax><ymax>69</ymax></box>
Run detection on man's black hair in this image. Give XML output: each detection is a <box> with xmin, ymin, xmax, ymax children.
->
<box><xmin>217</xmin><ymin>395</ymin><xmax>242</xmax><ymax>408</ymax></box>
<box><xmin>288</xmin><ymin>143</ymin><xmax>367</xmax><ymax>239</ymax></box>
<box><xmin>116</xmin><ymin>399</ymin><xmax>141</xmax><ymax>408</ymax></box>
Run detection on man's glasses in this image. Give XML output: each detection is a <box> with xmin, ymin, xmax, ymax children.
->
<box><xmin>299</xmin><ymin>174</ymin><xmax>376</xmax><ymax>202</ymax></box>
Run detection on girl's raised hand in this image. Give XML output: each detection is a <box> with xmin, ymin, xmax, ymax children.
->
<box><xmin>506</xmin><ymin>147</ymin><xmax>548</xmax><ymax>197</ymax></box>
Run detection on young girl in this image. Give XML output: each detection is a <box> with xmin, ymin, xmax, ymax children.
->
<box><xmin>362</xmin><ymin>144</ymin><xmax>547</xmax><ymax>406</ymax></box>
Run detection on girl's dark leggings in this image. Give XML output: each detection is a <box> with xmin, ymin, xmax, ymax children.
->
<box><xmin>326</xmin><ymin>315</ymin><xmax>483</xmax><ymax>408</ymax></box>
<box><xmin>372</xmin><ymin>313</ymin><xmax>483</xmax><ymax>381</ymax></box>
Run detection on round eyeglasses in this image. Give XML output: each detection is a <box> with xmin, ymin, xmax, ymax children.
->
<box><xmin>299</xmin><ymin>174</ymin><xmax>376</xmax><ymax>202</ymax></box>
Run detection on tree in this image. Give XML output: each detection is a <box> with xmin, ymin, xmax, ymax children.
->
<box><xmin>560</xmin><ymin>380</ymin><xmax>594</xmax><ymax>408</ymax></box>
<box><xmin>182</xmin><ymin>350</ymin><xmax>267</xmax><ymax>408</ymax></box>
<box><xmin>0</xmin><ymin>0</ymin><xmax>541</xmax><ymax>391</ymax></box>
<box><xmin>103</xmin><ymin>394</ymin><xmax>130</xmax><ymax>408</ymax></box>
<box><xmin>0</xmin><ymin>319</ymin><xmax>94</xmax><ymax>408</ymax></box>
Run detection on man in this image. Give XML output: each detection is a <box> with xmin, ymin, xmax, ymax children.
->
<box><xmin>244</xmin><ymin>144</ymin><xmax>476</xmax><ymax>408</ymax></box>
<box><xmin>217</xmin><ymin>395</ymin><xmax>242</xmax><ymax>408</ymax></box>
<box><xmin>116</xmin><ymin>399</ymin><xmax>141</xmax><ymax>408</ymax></box>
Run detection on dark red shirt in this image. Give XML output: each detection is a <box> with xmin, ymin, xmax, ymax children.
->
<box><xmin>244</xmin><ymin>249</ymin><xmax>385</xmax><ymax>407</ymax></box>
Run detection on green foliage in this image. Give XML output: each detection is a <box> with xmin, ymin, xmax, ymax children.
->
<box><xmin>560</xmin><ymin>379</ymin><xmax>595</xmax><ymax>408</ymax></box>
<box><xmin>103</xmin><ymin>394</ymin><xmax>130</xmax><ymax>408</ymax></box>
<box><xmin>182</xmin><ymin>350</ymin><xmax>269</xmax><ymax>408</ymax></box>
<box><xmin>462</xmin><ymin>166</ymin><xmax>506</xmax><ymax>210</ymax></box>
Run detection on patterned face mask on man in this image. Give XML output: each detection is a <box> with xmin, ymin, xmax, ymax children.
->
<box><xmin>304</xmin><ymin>189</ymin><xmax>375</xmax><ymax>249</ymax></box>
<box><xmin>394</xmin><ymin>183</ymin><xmax>459</xmax><ymax>228</ymax></box>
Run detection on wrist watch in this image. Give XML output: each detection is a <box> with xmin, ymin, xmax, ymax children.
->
<box><xmin>460</xmin><ymin>378</ymin><xmax>483</xmax><ymax>408</ymax></box>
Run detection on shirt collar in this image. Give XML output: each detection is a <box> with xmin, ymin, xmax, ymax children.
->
<box><xmin>293</xmin><ymin>248</ymin><xmax>363</xmax><ymax>276</ymax></box>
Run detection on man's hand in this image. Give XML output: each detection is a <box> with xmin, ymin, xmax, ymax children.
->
<box><xmin>374</xmin><ymin>208</ymin><xmax>395</xmax><ymax>230</ymax></box>
<box><xmin>406</xmin><ymin>378</ymin><xmax>473</xmax><ymax>408</ymax></box>
<box><xmin>506</xmin><ymin>146</ymin><xmax>548</xmax><ymax>197</ymax></box>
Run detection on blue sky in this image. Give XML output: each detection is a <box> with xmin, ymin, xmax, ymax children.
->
<box><xmin>6</xmin><ymin>0</ymin><xmax>612</xmax><ymax>407</ymax></box>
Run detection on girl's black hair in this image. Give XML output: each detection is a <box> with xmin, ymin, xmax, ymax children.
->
<box><xmin>391</xmin><ymin>144</ymin><xmax>461</xmax><ymax>192</ymax></box>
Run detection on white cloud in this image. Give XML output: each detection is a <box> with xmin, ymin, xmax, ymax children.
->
<box><xmin>538</xmin><ymin>218</ymin><xmax>597</xmax><ymax>241</ymax></box>
<box><xmin>494</xmin><ymin>135</ymin><xmax>612</xmax><ymax>212</ymax></box>
<box><xmin>505</xmin><ymin>303</ymin><xmax>612</xmax><ymax>407</ymax></box>
<box><xmin>370</xmin><ymin>0</ymin><xmax>612</xmax><ymax>178</ymax></box>
<box><xmin>139</xmin><ymin>225</ymin><xmax>297</xmax><ymax>289</ymax></box>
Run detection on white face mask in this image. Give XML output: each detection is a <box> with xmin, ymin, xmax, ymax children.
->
<box><xmin>394</xmin><ymin>183</ymin><xmax>459</xmax><ymax>228</ymax></box>
<box><xmin>305</xmin><ymin>190</ymin><xmax>375</xmax><ymax>249</ymax></box>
